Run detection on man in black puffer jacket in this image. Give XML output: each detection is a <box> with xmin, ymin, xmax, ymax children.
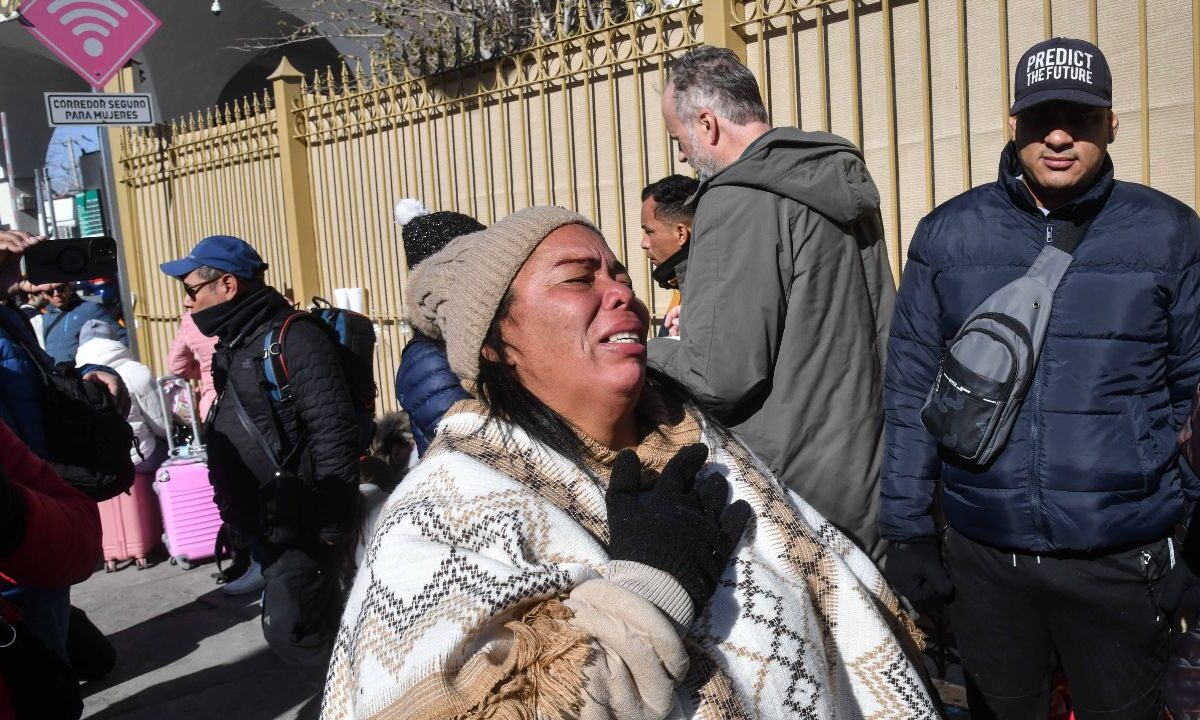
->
<box><xmin>882</xmin><ymin>38</ymin><xmax>1200</xmax><ymax>719</ymax></box>
<box><xmin>161</xmin><ymin>235</ymin><xmax>359</xmax><ymax>685</ymax></box>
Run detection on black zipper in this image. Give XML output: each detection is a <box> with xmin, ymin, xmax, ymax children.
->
<box><xmin>1029</xmin><ymin>221</ymin><xmax>1052</xmax><ymax>543</ymax></box>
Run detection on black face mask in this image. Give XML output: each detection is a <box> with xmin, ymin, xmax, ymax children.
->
<box><xmin>191</xmin><ymin>292</ymin><xmax>249</xmax><ymax>337</ymax></box>
<box><xmin>191</xmin><ymin>286</ymin><xmax>287</xmax><ymax>343</ymax></box>
<box><xmin>651</xmin><ymin>247</ymin><xmax>688</xmax><ymax>290</ymax></box>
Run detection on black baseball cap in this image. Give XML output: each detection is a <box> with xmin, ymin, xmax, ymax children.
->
<box><xmin>1011</xmin><ymin>37</ymin><xmax>1112</xmax><ymax>115</ymax></box>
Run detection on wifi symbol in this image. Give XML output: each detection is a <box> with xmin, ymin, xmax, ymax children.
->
<box><xmin>46</xmin><ymin>0</ymin><xmax>129</xmax><ymax>58</ymax></box>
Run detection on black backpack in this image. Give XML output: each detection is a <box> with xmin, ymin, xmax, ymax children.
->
<box><xmin>260</xmin><ymin>298</ymin><xmax>377</xmax><ymax>456</ymax></box>
<box><xmin>21</xmin><ymin>340</ymin><xmax>135</xmax><ymax>501</ymax></box>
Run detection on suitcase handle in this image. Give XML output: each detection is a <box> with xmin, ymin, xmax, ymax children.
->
<box><xmin>157</xmin><ymin>375</ymin><xmax>204</xmax><ymax>458</ymax></box>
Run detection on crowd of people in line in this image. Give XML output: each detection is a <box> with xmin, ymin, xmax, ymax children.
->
<box><xmin>0</xmin><ymin>34</ymin><xmax>1197</xmax><ymax>720</ymax></box>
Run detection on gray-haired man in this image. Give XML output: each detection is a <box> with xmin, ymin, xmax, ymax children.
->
<box><xmin>648</xmin><ymin>45</ymin><xmax>895</xmax><ymax>559</ymax></box>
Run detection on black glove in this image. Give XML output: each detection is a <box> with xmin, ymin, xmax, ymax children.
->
<box><xmin>605</xmin><ymin>444</ymin><xmax>754</xmax><ymax>613</ymax></box>
<box><xmin>884</xmin><ymin>540</ymin><xmax>953</xmax><ymax>613</ymax></box>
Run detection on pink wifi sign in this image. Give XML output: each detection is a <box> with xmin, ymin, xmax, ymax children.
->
<box><xmin>20</xmin><ymin>0</ymin><xmax>161</xmax><ymax>90</ymax></box>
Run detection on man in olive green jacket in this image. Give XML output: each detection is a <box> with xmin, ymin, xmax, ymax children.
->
<box><xmin>649</xmin><ymin>46</ymin><xmax>894</xmax><ymax>559</ymax></box>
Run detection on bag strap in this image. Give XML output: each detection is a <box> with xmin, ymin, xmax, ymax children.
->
<box><xmin>223</xmin><ymin>379</ymin><xmax>305</xmax><ymax>477</ymax></box>
<box><xmin>41</xmin><ymin>309</ymin><xmax>68</xmax><ymax>338</ymax></box>
<box><xmin>262</xmin><ymin>312</ymin><xmax>309</xmax><ymax>403</ymax></box>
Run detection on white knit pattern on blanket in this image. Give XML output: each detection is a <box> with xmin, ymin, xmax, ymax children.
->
<box><xmin>323</xmin><ymin>408</ymin><xmax>938</xmax><ymax>720</ymax></box>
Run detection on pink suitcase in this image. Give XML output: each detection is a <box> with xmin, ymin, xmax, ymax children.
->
<box><xmin>154</xmin><ymin>376</ymin><xmax>222</xmax><ymax>570</ymax></box>
<box><xmin>99</xmin><ymin>470</ymin><xmax>163</xmax><ymax>571</ymax></box>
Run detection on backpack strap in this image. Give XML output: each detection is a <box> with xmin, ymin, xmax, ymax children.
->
<box><xmin>262</xmin><ymin>312</ymin><xmax>306</xmax><ymax>404</ymax></box>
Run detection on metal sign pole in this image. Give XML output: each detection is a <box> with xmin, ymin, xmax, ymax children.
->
<box><xmin>94</xmin><ymin>92</ymin><xmax>140</xmax><ymax>358</ymax></box>
<box><xmin>0</xmin><ymin>112</ymin><xmax>18</xmax><ymax>230</ymax></box>
<box><xmin>33</xmin><ymin>168</ymin><xmax>47</xmax><ymax>236</ymax></box>
<box><xmin>43</xmin><ymin>166</ymin><xmax>58</xmax><ymax>237</ymax></box>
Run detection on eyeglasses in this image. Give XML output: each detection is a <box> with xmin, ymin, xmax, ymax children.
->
<box><xmin>46</xmin><ymin>285</ymin><xmax>73</xmax><ymax>296</ymax></box>
<box><xmin>182</xmin><ymin>276</ymin><xmax>222</xmax><ymax>300</ymax></box>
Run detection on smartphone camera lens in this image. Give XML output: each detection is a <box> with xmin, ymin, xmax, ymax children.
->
<box><xmin>90</xmin><ymin>238</ymin><xmax>117</xmax><ymax>262</ymax></box>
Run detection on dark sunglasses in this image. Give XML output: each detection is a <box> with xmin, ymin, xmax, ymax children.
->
<box><xmin>182</xmin><ymin>276</ymin><xmax>222</xmax><ymax>299</ymax></box>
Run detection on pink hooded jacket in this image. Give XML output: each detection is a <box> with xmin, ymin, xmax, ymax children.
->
<box><xmin>167</xmin><ymin>312</ymin><xmax>218</xmax><ymax>418</ymax></box>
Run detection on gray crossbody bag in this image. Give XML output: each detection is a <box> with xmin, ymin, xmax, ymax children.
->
<box><xmin>920</xmin><ymin>220</ymin><xmax>1092</xmax><ymax>465</ymax></box>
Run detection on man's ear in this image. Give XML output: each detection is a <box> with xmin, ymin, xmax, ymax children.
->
<box><xmin>1109</xmin><ymin>111</ymin><xmax>1119</xmax><ymax>143</ymax></box>
<box><xmin>675</xmin><ymin>223</ymin><xmax>691</xmax><ymax>249</ymax></box>
<box><xmin>481</xmin><ymin>344</ymin><xmax>500</xmax><ymax>363</ymax></box>
<box><xmin>698</xmin><ymin>109</ymin><xmax>719</xmax><ymax>146</ymax></box>
<box><xmin>1007</xmin><ymin>114</ymin><xmax>1018</xmax><ymax>141</ymax></box>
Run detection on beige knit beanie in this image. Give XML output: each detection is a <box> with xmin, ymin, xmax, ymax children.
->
<box><xmin>406</xmin><ymin>206</ymin><xmax>600</xmax><ymax>382</ymax></box>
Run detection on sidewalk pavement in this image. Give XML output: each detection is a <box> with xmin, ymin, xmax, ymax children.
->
<box><xmin>74</xmin><ymin>555</ymin><xmax>318</xmax><ymax>720</ymax></box>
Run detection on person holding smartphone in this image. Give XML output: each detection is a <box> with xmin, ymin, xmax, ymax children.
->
<box><xmin>0</xmin><ymin>230</ymin><xmax>127</xmax><ymax>672</ymax></box>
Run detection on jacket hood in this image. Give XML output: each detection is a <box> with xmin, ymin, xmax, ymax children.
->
<box><xmin>698</xmin><ymin>127</ymin><xmax>880</xmax><ymax>225</ymax></box>
<box><xmin>76</xmin><ymin>337</ymin><xmax>133</xmax><ymax>368</ymax></box>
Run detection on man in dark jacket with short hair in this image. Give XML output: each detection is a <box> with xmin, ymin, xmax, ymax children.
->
<box><xmin>882</xmin><ymin>38</ymin><xmax>1200</xmax><ymax>719</ymax></box>
<box><xmin>161</xmin><ymin>235</ymin><xmax>360</xmax><ymax>684</ymax></box>
<box><xmin>640</xmin><ymin>174</ymin><xmax>697</xmax><ymax>338</ymax></box>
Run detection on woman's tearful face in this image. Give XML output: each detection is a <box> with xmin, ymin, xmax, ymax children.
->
<box><xmin>499</xmin><ymin>224</ymin><xmax>651</xmax><ymax>413</ymax></box>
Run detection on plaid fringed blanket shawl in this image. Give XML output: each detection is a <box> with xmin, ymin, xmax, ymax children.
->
<box><xmin>322</xmin><ymin>398</ymin><xmax>938</xmax><ymax>720</ymax></box>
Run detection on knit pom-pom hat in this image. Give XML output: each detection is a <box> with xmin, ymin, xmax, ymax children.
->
<box><xmin>407</xmin><ymin>206</ymin><xmax>600</xmax><ymax>382</ymax></box>
<box><xmin>393</xmin><ymin>198</ymin><xmax>428</xmax><ymax>226</ymax></box>
<box><xmin>402</xmin><ymin>211</ymin><xmax>485</xmax><ymax>269</ymax></box>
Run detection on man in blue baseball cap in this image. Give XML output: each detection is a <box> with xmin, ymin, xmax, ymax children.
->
<box><xmin>159</xmin><ymin>235</ymin><xmax>271</xmax><ymax>312</ymax></box>
<box><xmin>881</xmin><ymin>37</ymin><xmax>1200</xmax><ymax>718</ymax></box>
<box><xmin>160</xmin><ymin>235</ymin><xmax>360</xmax><ymax>685</ymax></box>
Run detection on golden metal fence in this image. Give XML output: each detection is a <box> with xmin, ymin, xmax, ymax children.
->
<box><xmin>111</xmin><ymin>0</ymin><xmax>1200</xmax><ymax>414</ymax></box>
<box><xmin>740</xmin><ymin>0</ymin><xmax>1200</xmax><ymax>278</ymax></box>
<box><xmin>112</xmin><ymin>86</ymin><xmax>292</xmax><ymax>387</ymax></box>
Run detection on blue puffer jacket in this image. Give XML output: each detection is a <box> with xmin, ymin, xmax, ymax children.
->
<box><xmin>43</xmin><ymin>297</ymin><xmax>126</xmax><ymax>365</ymax></box>
<box><xmin>881</xmin><ymin>143</ymin><xmax>1200</xmax><ymax>553</ymax></box>
<box><xmin>0</xmin><ymin>305</ymin><xmax>47</xmax><ymax>457</ymax></box>
<box><xmin>395</xmin><ymin>332</ymin><xmax>469</xmax><ymax>454</ymax></box>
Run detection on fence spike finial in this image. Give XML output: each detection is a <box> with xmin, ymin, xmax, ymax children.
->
<box><xmin>267</xmin><ymin>57</ymin><xmax>304</xmax><ymax>82</ymax></box>
<box><xmin>324</xmin><ymin>64</ymin><xmax>338</xmax><ymax>94</ymax></box>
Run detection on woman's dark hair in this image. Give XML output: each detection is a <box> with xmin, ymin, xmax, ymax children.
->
<box><xmin>476</xmin><ymin>290</ymin><xmax>591</xmax><ymax>462</ymax></box>
<box><xmin>475</xmin><ymin>289</ymin><xmax>730</xmax><ymax>465</ymax></box>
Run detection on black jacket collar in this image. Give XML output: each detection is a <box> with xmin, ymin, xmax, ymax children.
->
<box><xmin>651</xmin><ymin>247</ymin><xmax>688</xmax><ymax>290</ymax></box>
